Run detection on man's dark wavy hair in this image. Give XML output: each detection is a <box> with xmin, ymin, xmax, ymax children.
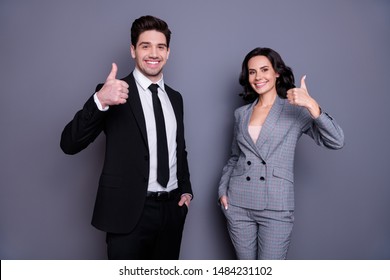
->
<box><xmin>131</xmin><ymin>15</ymin><xmax>171</xmax><ymax>48</ymax></box>
<box><xmin>239</xmin><ymin>47</ymin><xmax>295</xmax><ymax>102</ymax></box>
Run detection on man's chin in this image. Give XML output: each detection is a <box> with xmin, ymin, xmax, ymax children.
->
<box><xmin>144</xmin><ymin>70</ymin><xmax>163</xmax><ymax>79</ymax></box>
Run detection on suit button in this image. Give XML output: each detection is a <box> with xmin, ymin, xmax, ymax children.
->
<box><xmin>246</xmin><ymin>176</ymin><xmax>251</xmax><ymax>181</ymax></box>
<box><xmin>247</xmin><ymin>161</ymin><xmax>251</xmax><ymax>165</ymax></box>
<box><xmin>260</xmin><ymin>176</ymin><xmax>265</xmax><ymax>181</ymax></box>
<box><xmin>261</xmin><ymin>160</ymin><xmax>266</xmax><ymax>165</ymax></box>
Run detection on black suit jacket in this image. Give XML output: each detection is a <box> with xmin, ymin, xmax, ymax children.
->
<box><xmin>60</xmin><ymin>73</ymin><xmax>192</xmax><ymax>233</ymax></box>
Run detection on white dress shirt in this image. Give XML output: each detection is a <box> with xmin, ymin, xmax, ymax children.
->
<box><xmin>94</xmin><ymin>68</ymin><xmax>178</xmax><ymax>193</ymax></box>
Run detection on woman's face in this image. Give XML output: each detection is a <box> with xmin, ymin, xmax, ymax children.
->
<box><xmin>248</xmin><ymin>55</ymin><xmax>279</xmax><ymax>96</ymax></box>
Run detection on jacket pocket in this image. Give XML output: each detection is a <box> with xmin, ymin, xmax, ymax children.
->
<box><xmin>230</xmin><ymin>166</ymin><xmax>245</xmax><ymax>177</ymax></box>
<box><xmin>230</xmin><ymin>155</ymin><xmax>249</xmax><ymax>177</ymax></box>
<box><xmin>99</xmin><ymin>174</ymin><xmax>123</xmax><ymax>189</ymax></box>
<box><xmin>272</xmin><ymin>167</ymin><xmax>294</xmax><ymax>183</ymax></box>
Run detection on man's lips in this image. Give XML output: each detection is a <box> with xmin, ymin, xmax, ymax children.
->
<box><xmin>145</xmin><ymin>60</ymin><xmax>160</xmax><ymax>65</ymax></box>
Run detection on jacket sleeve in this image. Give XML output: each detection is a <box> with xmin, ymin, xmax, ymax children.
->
<box><xmin>169</xmin><ymin>90</ymin><xmax>193</xmax><ymax>198</ymax></box>
<box><xmin>302</xmin><ymin>110</ymin><xmax>345</xmax><ymax>149</ymax></box>
<box><xmin>60</xmin><ymin>88</ymin><xmax>107</xmax><ymax>155</ymax></box>
<box><xmin>218</xmin><ymin>109</ymin><xmax>241</xmax><ymax>198</ymax></box>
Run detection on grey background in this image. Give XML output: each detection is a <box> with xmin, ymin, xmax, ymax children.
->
<box><xmin>1</xmin><ymin>0</ymin><xmax>389</xmax><ymax>259</ymax></box>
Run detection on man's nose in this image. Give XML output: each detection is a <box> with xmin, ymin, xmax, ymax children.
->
<box><xmin>149</xmin><ymin>46</ymin><xmax>158</xmax><ymax>57</ymax></box>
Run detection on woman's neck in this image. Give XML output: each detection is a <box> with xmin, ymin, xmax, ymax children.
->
<box><xmin>257</xmin><ymin>92</ymin><xmax>277</xmax><ymax>108</ymax></box>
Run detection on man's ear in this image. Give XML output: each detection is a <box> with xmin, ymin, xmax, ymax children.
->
<box><xmin>130</xmin><ymin>45</ymin><xmax>136</xmax><ymax>59</ymax></box>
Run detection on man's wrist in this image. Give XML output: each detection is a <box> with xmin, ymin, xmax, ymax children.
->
<box><xmin>94</xmin><ymin>92</ymin><xmax>109</xmax><ymax>111</ymax></box>
<box><xmin>181</xmin><ymin>193</ymin><xmax>193</xmax><ymax>200</ymax></box>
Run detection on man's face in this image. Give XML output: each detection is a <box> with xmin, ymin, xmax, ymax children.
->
<box><xmin>131</xmin><ymin>30</ymin><xmax>170</xmax><ymax>82</ymax></box>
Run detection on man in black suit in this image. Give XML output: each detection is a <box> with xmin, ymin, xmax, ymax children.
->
<box><xmin>60</xmin><ymin>15</ymin><xmax>192</xmax><ymax>260</ymax></box>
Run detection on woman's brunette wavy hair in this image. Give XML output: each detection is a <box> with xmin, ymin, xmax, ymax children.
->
<box><xmin>239</xmin><ymin>47</ymin><xmax>295</xmax><ymax>102</ymax></box>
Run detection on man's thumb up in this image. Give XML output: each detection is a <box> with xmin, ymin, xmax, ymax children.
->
<box><xmin>106</xmin><ymin>63</ymin><xmax>118</xmax><ymax>81</ymax></box>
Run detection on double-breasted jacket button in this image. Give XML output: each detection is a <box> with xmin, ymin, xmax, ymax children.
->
<box><xmin>246</xmin><ymin>176</ymin><xmax>251</xmax><ymax>181</ymax></box>
<box><xmin>261</xmin><ymin>160</ymin><xmax>266</xmax><ymax>165</ymax></box>
<box><xmin>247</xmin><ymin>161</ymin><xmax>251</xmax><ymax>165</ymax></box>
<box><xmin>260</xmin><ymin>176</ymin><xmax>265</xmax><ymax>181</ymax></box>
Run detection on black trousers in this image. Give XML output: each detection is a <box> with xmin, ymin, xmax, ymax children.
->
<box><xmin>106</xmin><ymin>192</ymin><xmax>188</xmax><ymax>260</ymax></box>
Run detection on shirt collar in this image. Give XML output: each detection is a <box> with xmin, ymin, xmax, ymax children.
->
<box><xmin>133</xmin><ymin>67</ymin><xmax>166</xmax><ymax>92</ymax></box>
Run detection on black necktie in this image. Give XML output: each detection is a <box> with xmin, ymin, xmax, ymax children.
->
<box><xmin>149</xmin><ymin>84</ymin><xmax>169</xmax><ymax>188</ymax></box>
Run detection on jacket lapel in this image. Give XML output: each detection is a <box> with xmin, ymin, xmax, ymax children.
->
<box><xmin>122</xmin><ymin>73</ymin><xmax>148</xmax><ymax>146</ymax></box>
<box><xmin>242</xmin><ymin>96</ymin><xmax>284</xmax><ymax>159</ymax></box>
<box><xmin>165</xmin><ymin>87</ymin><xmax>180</xmax><ymax>126</ymax></box>
<box><xmin>242</xmin><ymin>101</ymin><xmax>262</xmax><ymax>158</ymax></box>
<box><xmin>165</xmin><ymin>86</ymin><xmax>183</xmax><ymax>143</ymax></box>
<box><xmin>256</xmin><ymin>96</ymin><xmax>284</xmax><ymax>151</ymax></box>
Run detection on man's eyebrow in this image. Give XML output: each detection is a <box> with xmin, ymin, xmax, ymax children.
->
<box><xmin>138</xmin><ymin>42</ymin><xmax>167</xmax><ymax>47</ymax></box>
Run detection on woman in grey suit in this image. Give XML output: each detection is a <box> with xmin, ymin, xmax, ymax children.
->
<box><xmin>218</xmin><ymin>47</ymin><xmax>344</xmax><ymax>259</ymax></box>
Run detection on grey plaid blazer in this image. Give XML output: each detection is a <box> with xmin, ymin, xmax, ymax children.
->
<box><xmin>218</xmin><ymin>96</ymin><xmax>344</xmax><ymax>211</ymax></box>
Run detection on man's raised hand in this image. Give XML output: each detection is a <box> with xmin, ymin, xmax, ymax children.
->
<box><xmin>96</xmin><ymin>63</ymin><xmax>129</xmax><ymax>108</ymax></box>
